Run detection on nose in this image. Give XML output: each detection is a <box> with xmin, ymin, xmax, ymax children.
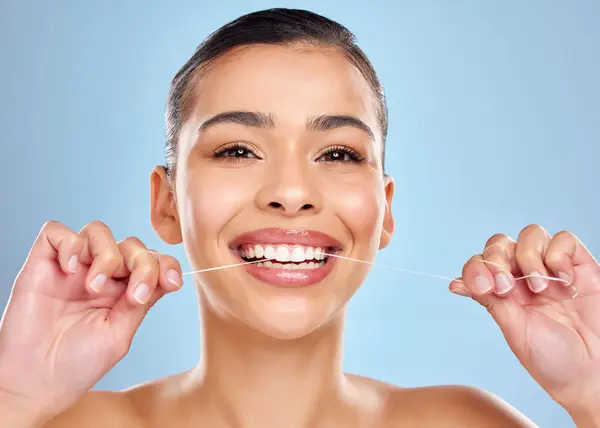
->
<box><xmin>255</xmin><ymin>161</ymin><xmax>323</xmax><ymax>216</ymax></box>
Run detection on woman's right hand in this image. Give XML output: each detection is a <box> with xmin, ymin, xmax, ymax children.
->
<box><xmin>0</xmin><ymin>221</ymin><xmax>183</xmax><ymax>421</ymax></box>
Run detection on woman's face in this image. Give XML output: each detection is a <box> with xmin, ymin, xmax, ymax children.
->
<box><xmin>152</xmin><ymin>44</ymin><xmax>395</xmax><ymax>339</ymax></box>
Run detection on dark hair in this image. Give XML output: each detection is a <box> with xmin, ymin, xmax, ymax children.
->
<box><xmin>165</xmin><ymin>8</ymin><xmax>388</xmax><ymax>180</ymax></box>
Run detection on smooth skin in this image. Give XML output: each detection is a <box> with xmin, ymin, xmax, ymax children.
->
<box><xmin>0</xmin><ymin>44</ymin><xmax>599</xmax><ymax>428</ymax></box>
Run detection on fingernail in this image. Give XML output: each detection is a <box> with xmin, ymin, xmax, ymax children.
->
<box><xmin>558</xmin><ymin>272</ymin><xmax>571</xmax><ymax>286</ymax></box>
<box><xmin>528</xmin><ymin>271</ymin><xmax>548</xmax><ymax>292</ymax></box>
<box><xmin>90</xmin><ymin>273</ymin><xmax>106</xmax><ymax>292</ymax></box>
<box><xmin>494</xmin><ymin>273</ymin><xmax>514</xmax><ymax>295</ymax></box>
<box><xmin>133</xmin><ymin>283</ymin><xmax>150</xmax><ymax>304</ymax></box>
<box><xmin>166</xmin><ymin>269</ymin><xmax>182</xmax><ymax>288</ymax></box>
<box><xmin>474</xmin><ymin>276</ymin><xmax>492</xmax><ymax>294</ymax></box>
<box><xmin>450</xmin><ymin>286</ymin><xmax>471</xmax><ymax>297</ymax></box>
<box><xmin>68</xmin><ymin>255</ymin><xmax>78</xmax><ymax>273</ymax></box>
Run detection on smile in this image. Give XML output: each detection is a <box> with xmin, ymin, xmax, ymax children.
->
<box><xmin>230</xmin><ymin>228</ymin><xmax>342</xmax><ymax>287</ymax></box>
<box><xmin>238</xmin><ymin>244</ymin><xmax>331</xmax><ymax>269</ymax></box>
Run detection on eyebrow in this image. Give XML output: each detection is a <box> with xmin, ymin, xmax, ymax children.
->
<box><xmin>198</xmin><ymin>111</ymin><xmax>375</xmax><ymax>141</ymax></box>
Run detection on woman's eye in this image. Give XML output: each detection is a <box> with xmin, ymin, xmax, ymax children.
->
<box><xmin>228</xmin><ymin>148</ymin><xmax>251</xmax><ymax>157</ymax></box>
<box><xmin>318</xmin><ymin>148</ymin><xmax>364</xmax><ymax>163</ymax></box>
<box><xmin>326</xmin><ymin>151</ymin><xmax>348</xmax><ymax>161</ymax></box>
<box><xmin>214</xmin><ymin>145</ymin><xmax>257</xmax><ymax>159</ymax></box>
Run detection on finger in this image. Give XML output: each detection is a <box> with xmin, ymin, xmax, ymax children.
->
<box><xmin>79</xmin><ymin>221</ymin><xmax>125</xmax><ymax>294</ymax></box>
<box><xmin>515</xmin><ymin>224</ymin><xmax>552</xmax><ymax>293</ymax></box>
<box><xmin>108</xmin><ymin>286</ymin><xmax>166</xmax><ymax>350</ymax></box>
<box><xmin>118</xmin><ymin>237</ymin><xmax>160</xmax><ymax>305</ymax></box>
<box><xmin>449</xmin><ymin>277</ymin><xmax>472</xmax><ymax>297</ymax></box>
<box><xmin>107</xmin><ymin>241</ymin><xmax>165</xmax><ymax>345</ymax></box>
<box><xmin>28</xmin><ymin>221</ymin><xmax>83</xmax><ymax>275</ymax></box>
<box><xmin>148</xmin><ymin>250</ymin><xmax>183</xmax><ymax>292</ymax></box>
<box><xmin>545</xmin><ymin>230</ymin><xmax>597</xmax><ymax>295</ymax></box>
<box><xmin>482</xmin><ymin>234</ymin><xmax>517</xmax><ymax>296</ymax></box>
<box><xmin>460</xmin><ymin>254</ymin><xmax>494</xmax><ymax>297</ymax></box>
<box><xmin>451</xmin><ymin>255</ymin><xmax>526</xmax><ymax>327</ymax></box>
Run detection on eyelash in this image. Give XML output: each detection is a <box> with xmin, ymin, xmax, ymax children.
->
<box><xmin>212</xmin><ymin>143</ymin><xmax>258</xmax><ymax>161</ymax></box>
<box><xmin>319</xmin><ymin>145</ymin><xmax>365</xmax><ymax>163</ymax></box>
<box><xmin>212</xmin><ymin>143</ymin><xmax>365</xmax><ymax>164</ymax></box>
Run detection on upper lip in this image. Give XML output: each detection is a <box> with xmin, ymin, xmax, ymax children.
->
<box><xmin>229</xmin><ymin>227</ymin><xmax>343</xmax><ymax>250</ymax></box>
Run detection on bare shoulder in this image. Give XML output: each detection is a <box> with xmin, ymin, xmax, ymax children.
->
<box><xmin>42</xmin><ymin>370</ymin><xmax>189</xmax><ymax>427</ymax></box>
<box><xmin>382</xmin><ymin>384</ymin><xmax>538</xmax><ymax>428</ymax></box>
<box><xmin>42</xmin><ymin>390</ymin><xmax>144</xmax><ymax>428</ymax></box>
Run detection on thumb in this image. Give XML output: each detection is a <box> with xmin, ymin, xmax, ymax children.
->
<box><xmin>449</xmin><ymin>279</ymin><xmax>527</xmax><ymax>345</ymax></box>
<box><xmin>107</xmin><ymin>288</ymin><xmax>165</xmax><ymax>347</ymax></box>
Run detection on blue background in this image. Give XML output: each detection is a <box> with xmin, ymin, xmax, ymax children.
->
<box><xmin>1</xmin><ymin>1</ymin><xmax>598</xmax><ymax>426</ymax></box>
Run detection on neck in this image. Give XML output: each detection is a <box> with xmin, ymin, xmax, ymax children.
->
<box><xmin>188</xmin><ymin>292</ymin><xmax>349</xmax><ymax>428</ymax></box>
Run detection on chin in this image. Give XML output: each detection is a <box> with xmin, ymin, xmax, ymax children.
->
<box><xmin>242</xmin><ymin>299</ymin><xmax>339</xmax><ymax>341</ymax></box>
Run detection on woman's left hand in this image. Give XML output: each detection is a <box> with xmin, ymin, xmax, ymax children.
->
<box><xmin>450</xmin><ymin>224</ymin><xmax>600</xmax><ymax>419</ymax></box>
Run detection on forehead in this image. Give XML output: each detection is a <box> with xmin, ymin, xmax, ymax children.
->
<box><xmin>185</xmin><ymin>44</ymin><xmax>381</xmax><ymax>138</ymax></box>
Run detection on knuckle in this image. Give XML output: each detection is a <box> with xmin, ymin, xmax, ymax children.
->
<box><xmin>91</xmin><ymin>244</ymin><xmax>121</xmax><ymax>267</ymax></box>
<box><xmin>68</xmin><ymin>233</ymin><xmax>83</xmax><ymax>247</ymax></box>
<box><xmin>41</xmin><ymin>220</ymin><xmax>60</xmax><ymax>231</ymax></box>
<box><xmin>41</xmin><ymin>220</ymin><xmax>67</xmax><ymax>236</ymax></box>
<box><xmin>101</xmin><ymin>252</ymin><xmax>123</xmax><ymax>271</ymax></box>
<box><xmin>519</xmin><ymin>223</ymin><xmax>547</xmax><ymax>239</ymax></box>
<box><xmin>136</xmin><ymin>255</ymin><xmax>160</xmax><ymax>277</ymax></box>
<box><xmin>162</xmin><ymin>255</ymin><xmax>181</xmax><ymax>269</ymax></box>
<box><xmin>467</xmin><ymin>254</ymin><xmax>483</xmax><ymax>265</ymax></box>
<box><xmin>86</xmin><ymin>220</ymin><xmax>111</xmax><ymax>235</ymax></box>
<box><xmin>123</xmin><ymin>236</ymin><xmax>145</xmax><ymax>247</ymax></box>
<box><xmin>486</xmin><ymin>233</ymin><xmax>508</xmax><ymax>247</ymax></box>
<box><xmin>554</xmin><ymin>230</ymin><xmax>574</xmax><ymax>240</ymax></box>
<box><xmin>517</xmin><ymin>248</ymin><xmax>540</xmax><ymax>265</ymax></box>
<box><xmin>544</xmin><ymin>252</ymin><xmax>562</xmax><ymax>266</ymax></box>
<box><xmin>462</xmin><ymin>255</ymin><xmax>482</xmax><ymax>274</ymax></box>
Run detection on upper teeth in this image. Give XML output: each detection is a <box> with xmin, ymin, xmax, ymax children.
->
<box><xmin>239</xmin><ymin>244</ymin><xmax>327</xmax><ymax>262</ymax></box>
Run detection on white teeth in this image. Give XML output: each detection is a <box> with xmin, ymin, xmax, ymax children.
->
<box><xmin>290</xmin><ymin>246</ymin><xmax>305</xmax><ymax>262</ymax></box>
<box><xmin>264</xmin><ymin>246</ymin><xmax>276</xmax><ymax>260</ymax></box>
<box><xmin>315</xmin><ymin>247</ymin><xmax>323</xmax><ymax>260</ymax></box>
<box><xmin>255</xmin><ymin>245</ymin><xmax>264</xmax><ymax>258</ymax></box>
<box><xmin>240</xmin><ymin>244</ymin><xmax>333</xmax><ymax>263</ymax></box>
<box><xmin>304</xmin><ymin>247</ymin><xmax>314</xmax><ymax>260</ymax></box>
<box><xmin>274</xmin><ymin>246</ymin><xmax>291</xmax><ymax>262</ymax></box>
<box><xmin>252</xmin><ymin>260</ymin><xmax>326</xmax><ymax>269</ymax></box>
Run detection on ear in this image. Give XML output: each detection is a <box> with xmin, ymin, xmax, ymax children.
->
<box><xmin>150</xmin><ymin>166</ymin><xmax>182</xmax><ymax>244</ymax></box>
<box><xmin>379</xmin><ymin>175</ymin><xmax>395</xmax><ymax>250</ymax></box>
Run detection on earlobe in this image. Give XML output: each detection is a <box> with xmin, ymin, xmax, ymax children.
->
<box><xmin>379</xmin><ymin>175</ymin><xmax>395</xmax><ymax>250</ymax></box>
<box><xmin>150</xmin><ymin>166</ymin><xmax>183</xmax><ymax>244</ymax></box>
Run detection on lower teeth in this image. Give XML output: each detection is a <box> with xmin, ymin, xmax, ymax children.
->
<box><xmin>250</xmin><ymin>260</ymin><xmax>326</xmax><ymax>269</ymax></box>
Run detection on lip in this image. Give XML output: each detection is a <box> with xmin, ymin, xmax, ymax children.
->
<box><xmin>229</xmin><ymin>228</ymin><xmax>342</xmax><ymax>288</ymax></box>
<box><xmin>230</xmin><ymin>227</ymin><xmax>343</xmax><ymax>250</ymax></box>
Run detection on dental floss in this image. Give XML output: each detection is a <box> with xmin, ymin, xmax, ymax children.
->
<box><xmin>321</xmin><ymin>252</ymin><xmax>566</xmax><ymax>283</ymax></box>
<box><xmin>321</xmin><ymin>252</ymin><xmax>579</xmax><ymax>299</ymax></box>
<box><xmin>181</xmin><ymin>258</ymin><xmax>276</xmax><ymax>275</ymax></box>
<box><xmin>147</xmin><ymin>249</ymin><xmax>579</xmax><ymax>298</ymax></box>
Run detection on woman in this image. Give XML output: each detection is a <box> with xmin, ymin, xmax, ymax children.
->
<box><xmin>1</xmin><ymin>8</ymin><xmax>599</xmax><ymax>427</ymax></box>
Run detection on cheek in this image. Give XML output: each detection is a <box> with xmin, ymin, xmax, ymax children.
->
<box><xmin>329</xmin><ymin>179</ymin><xmax>384</xmax><ymax>241</ymax></box>
<box><xmin>178</xmin><ymin>173</ymin><xmax>252</xmax><ymax>246</ymax></box>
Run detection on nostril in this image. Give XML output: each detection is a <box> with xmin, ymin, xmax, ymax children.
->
<box><xmin>266</xmin><ymin>201</ymin><xmax>314</xmax><ymax>212</ymax></box>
